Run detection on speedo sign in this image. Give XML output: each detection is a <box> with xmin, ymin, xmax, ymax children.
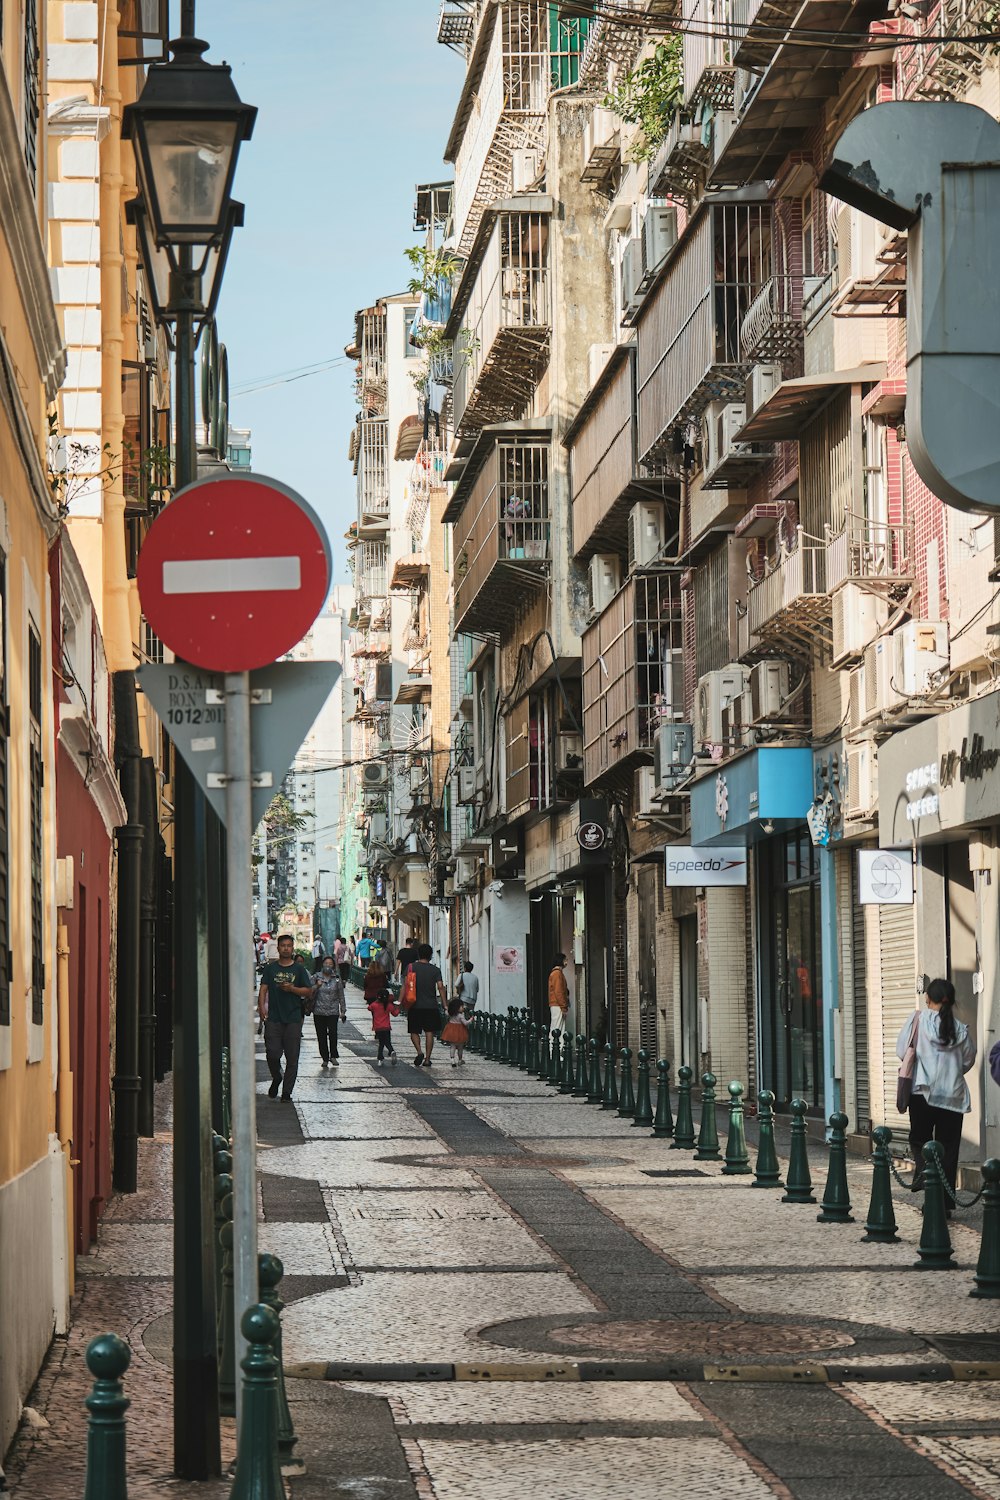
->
<box><xmin>664</xmin><ymin>845</ymin><xmax>748</xmax><ymax>887</ymax></box>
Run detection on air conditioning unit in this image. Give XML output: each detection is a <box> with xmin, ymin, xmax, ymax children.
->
<box><xmin>409</xmin><ymin>762</ymin><xmax>430</xmax><ymax>795</ymax></box>
<box><xmin>511</xmin><ymin>147</ymin><xmax>541</xmax><ymax>192</ymax></box>
<box><xmin>583</xmin><ymin>106</ymin><xmax>618</xmax><ymax>169</ymax></box>
<box><xmin>557</xmin><ymin>731</ymin><xmax>583</xmax><ymax>768</ymax></box>
<box><xmin>627</xmin><ymin>500</ymin><xmax>665</xmax><ymax>569</ymax></box>
<box><xmin>696</xmin><ymin>666</ymin><xmax>749</xmax><ymax>746</ymax></box>
<box><xmin>588</xmin><ymin>342</ymin><xmax>615</xmax><ymax>387</ymax></box>
<box><xmin>894</xmin><ymin>621</ymin><xmax>949</xmax><ymax>697</ymax></box>
<box><xmin>831</xmin><ymin>582</ymin><xmax>889</xmax><ymax>666</ymax></box>
<box><xmin>863</xmin><ymin>636</ymin><xmax>902</xmax><ymax>721</ymax></box>
<box><xmin>711</xmin><ymin>110</ymin><xmax>738</xmax><ymax>164</ymax></box>
<box><xmin>368</xmin><ymin>812</ymin><xmax>388</xmax><ymax>845</ymax></box>
<box><xmin>640</xmin><ymin>206</ymin><xmax>678</xmax><ymax>287</ymax></box>
<box><xmin>635</xmin><ymin>765</ymin><xmax>658</xmax><ymax>817</ymax></box>
<box><xmin>750</xmin><ymin>659</ymin><xmax>790</xmax><ymax>722</ymax></box>
<box><xmin>455</xmin><ymin>855</ymin><xmax>480</xmax><ymax>888</ymax></box>
<box><xmin>588</xmin><ymin>552</ymin><xmax>621</xmax><ymax>613</ymax></box>
<box><xmin>746</xmin><ymin>362</ymin><xmax>782</xmax><ymax>416</ymax></box>
<box><xmin>720</xmin><ymin>697</ymin><xmax>743</xmax><ymax>749</ymax></box>
<box><xmin>844</xmin><ymin>739</ymin><xmax>877</xmax><ymax>821</ymax></box>
<box><xmin>848</xmin><ymin>663</ymin><xmax>865</xmax><ymax>735</ymax></box>
<box><xmin>362</xmin><ymin>761</ymin><xmax>388</xmax><ymax>789</ymax></box>
<box><xmin>655</xmin><ymin>722</ymin><xmax>694</xmax><ymax>792</ymax></box>
<box><xmin>621</xmin><ymin>237</ymin><xmax>644</xmax><ymax>319</ymax></box>
<box><xmin>457</xmin><ymin>766</ymin><xmax>478</xmax><ymax>803</ymax></box>
<box><xmin>704</xmin><ymin>401</ymin><xmax>751</xmax><ymax>482</ymax></box>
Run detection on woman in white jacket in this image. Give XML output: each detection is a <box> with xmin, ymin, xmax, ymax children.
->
<box><xmin>897</xmin><ymin>977</ymin><xmax>976</xmax><ymax>1195</ymax></box>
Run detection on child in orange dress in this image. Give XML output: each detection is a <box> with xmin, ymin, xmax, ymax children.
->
<box><xmin>441</xmin><ymin>996</ymin><xmax>469</xmax><ymax>1067</ymax></box>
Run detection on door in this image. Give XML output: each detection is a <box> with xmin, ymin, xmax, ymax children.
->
<box><xmin>637</xmin><ymin>866</ymin><xmax>658</xmax><ymax>1053</ymax></box>
<box><xmin>760</xmin><ymin>831</ymin><xmax>825</xmax><ymax>1113</ymax></box>
<box><xmin>679</xmin><ymin>913</ymin><xmax>698</xmax><ymax>1070</ymax></box>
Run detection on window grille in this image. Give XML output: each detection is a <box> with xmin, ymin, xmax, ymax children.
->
<box><xmin>23</xmin><ymin>0</ymin><xmax>39</xmax><ymax>192</ymax></box>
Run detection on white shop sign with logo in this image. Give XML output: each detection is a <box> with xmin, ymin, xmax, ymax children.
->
<box><xmin>878</xmin><ymin>689</ymin><xmax>1000</xmax><ymax>847</ymax></box>
<box><xmin>858</xmin><ymin>849</ymin><xmax>914</xmax><ymax>905</ymax></box>
<box><xmin>665</xmin><ymin>846</ymin><xmax>748</xmax><ymax>886</ymax></box>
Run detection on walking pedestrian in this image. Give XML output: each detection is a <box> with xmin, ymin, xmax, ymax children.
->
<box><xmin>457</xmin><ymin>959</ymin><xmax>479</xmax><ymax>1016</ymax></box>
<box><xmin>311</xmin><ymin>933</ymin><xmax>327</xmax><ymax>973</ymax></box>
<box><xmin>312</xmin><ymin>956</ymin><xmax>346</xmax><ymax>1068</ymax></box>
<box><xmin>363</xmin><ymin>956</ymin><xmax>388</xmax><ymax>1005</ymax></box>
<box><xmin>357</xmin><ymin>931</ymin><xmax>374</xmax><ymax>964</ymax></box>
<box><xmin>368</xmin><ymin>987</ymin><xmax>399</xmax><ymax>1065</ymax></box>
<box><xmin>263</xmin><ymin>931</ymin><xmax>279</xmax><ymax>963</ymax></box>
<box><xmin>377</xmin><ymin>937</ymin><xmax>394</xmax><ymax>975</ymax></box>
<box><xmin>548</xmin><ymin>952</ymin><xmax>570</xmax><ymax>1036</ymax></box>
<box><xmin>442</xmin><ymin>996</ymin><xmax>469</xmax><ymax>1067</ymax></box>
<box><xmin>334</xmin><ymin>933</ymin><xmax>350</xmax><ymax>986</ymax></box>
<box><xmin>395</xmin><ymin>936</ymin><xmax>417</xmax><ymax>980</ymax></box>
<box><xmin>347</xmin><ymin>934</ymin><xmax>357</xmax><ymax>970</ymax></box>
<box><xmin>258</xmin><ymin>934</ymin><xmax>314</xmax><ymax>1101</ymax></box>
<box><xmin>897</xmin><ymin>977</ymin><xmax>976</xmax><ymax>1196</ymax></box>
<box><xmin>407</xmin><ymin>942</ymin><xmax>447</xmax><ymax>1068</ymax></box>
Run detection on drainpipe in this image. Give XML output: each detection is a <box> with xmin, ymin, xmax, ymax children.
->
<box><xmin>56</xmin><ymin>922</ymin><xmax>75</xmax><ymax>1296</ymax></box>
<box><xmin>819</xmin><ymin>845</ymin><xmax>841</xmax><ymax>1125</ymax></box>
<box><xmin>112</xmin><ymin>672</ymin><xmax>144</xmax><ymax>1192</ymax></box>
<box><xmin>137</xmin><ymin>757</ymin><xmax>158</xmax><ymax>1137</ymax></box>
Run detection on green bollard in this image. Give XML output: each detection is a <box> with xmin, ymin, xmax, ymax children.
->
<box><xmin>537</xmin><ymin>1026</ymin><xmax>550</xmax><ymax>1081</ymax></box>
<box><xmin>915</xmin><ymin>1142</ymin><xmax>956</xmax><ymax>1270</ymax></box>
<box><xmin>547</xmin><ymin>1028</ymin><xmax>563</xmax><ymax>1087</ymax></box>
<box><xmin>527</xmin><ymin>1022</ymin><xmax>539</xmax><ymax>1074</ymax></box>
<box><xmin>559</xmin><ymin>1032</ymin><xmax>575</xmax><ymax>1094</ymax></box>
<box><xmin>617</xmin><ymin>1048</ymin><xmax>636</xmax><ymax>1118</ymax></box>
<box><xmin>694</xmin><ymin>1073</ymin><xmax>721</xmax><ymax>1160</ymax></box>
<box><xmin>227</xmin><ymin>1305</ymin><xmax>284</xmax><ymax>1500</ymax></box>
<box><xmin>971</xmin><ymin>1159</ymin><xmax>1000</xmax><ymax>1298</ymax></box>
<box><xmin>652</xmin><ymin>1060</ymin><xmax>674</xmax><ymax>1138</ymax></box>
<box><xmin>587</xmin><ymin>1038</ymin><xmax>603</xmax><ymax>1103</ymax></box>
<box><xmin>817</xmin><ymin>1112</ymin><xmax>854</xmax><ymax>1224</ymax></box>
<box><xmin>82</xmin><ymin>1334</ymin><xmax>130</xmax><ymax>1500</ymax></box>
<box><xmin>218</xmin><ymin>1194</ymin><xmax>236</xmax><ymax>1416</ymax></box>
<box><xmin>518</xmin><ymin>1011</ymin><xmax>529</xmax><ymax>1070</ymax></box>
<box><xmin>751</xmin><ymin>1089</ymin><xmax>782</xmax><ymax>1188</ymax></box>
<box><xmin>601</xmin><ymin>1042</ymin><xmax>619</xmax><ymax>1111</ymax></box>
<box><xmin>258</xmin><ymin>1253</ymin><xmax>299</xmax><ymax>1469</ymax></box>
<box><xmin>671</xmin><ymin>1065</ymin><xmax>696</xmax><ymax>1149</ymax></box>
<box><xmin>498</xmin><ymin>1016</ymin><xmax>508</xmax><ymax>1064</ymax></box>
<box><xmin>862</xmin><ymin>1126</ymin><xmax>899</xmax><ymax>1243</ymax></box>
<box><xmin>573</xmin><ymin>1034</ymin><xmax>588</xmax><ymax>1097</ymax></box>
<box><xmin>722</xmin><ymin>1081</ymin><xmax>751</xmax><ymax>1174</ymax></box>
<box><xmin>214</xmin><ymin>1163</ymin><xmax>233</xmax><ymax>1309</ymax></box>
<box><xmin>782</xmin><ymin>1098</ymin><xmax>816</xmax><ymax>1203</ymax></box>
<box><xmin>632</xmin><ymin>1049</ymin><xmax>654</xmax><ymax>1127</ymax></box>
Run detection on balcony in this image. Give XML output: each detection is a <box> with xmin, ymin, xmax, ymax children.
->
<box><xmin>739</xmin><ymin>528</ymin><xmax>829</xmax><ymax>656</ymax></box>
<box><xmin>710</xmin><ymin>0</ymin><xmax>887</xmax><ymax>187</ymax></box>
<box><xmin>648</xmin><ymin>114</ymin><xmax>710</xmax><ymax>203</ymax></box>
<box><xmin>740</xmin><ymin>276</ymin><xmax>804</xmax><ymax>364</ymax></box>
<box><xmin>683</xmin><ymin>0</ymin><xmax>735</xmax><ymax>109</ymax></box>
<box><xmin>636</xmin><ymin>197</ymin><xmax>773</xmax><ymax>463</ymax></box>
<box><xmin>355</xmin><ymin>540</ymin><xmax>389</xmax><ymax>609</ymax></box>
<box><xmin>449</xmin><ymin>207</ymin><xmax>551</xmax><ymax>436</ymax></box>
<box><xmin>825</xmin><ymin>515</ymin><xmax>912</xmax><ymax>594</ymax></box>
<box><xmin>349</xmin><ymin>306</ymin><xmax>387</xmax><ymax>415</ymax></box>
<box><xmin>450</xmin><ymin>433</ymin><xmax>550</xmax><ymax>636</ymax></box>
<box><xmin>581</xmin><ymin>571</ymin><xmax>683</xmax><ymax>787</ymax></box>
<box><xmin>565</xmin><ymin>346</ymin><xmax>674</xmax><ymax>560</ymax></box>
<box><xmin>356</xmin><ymin>417</ymin><xmax>389</xmax><ymax>521</ymax></box>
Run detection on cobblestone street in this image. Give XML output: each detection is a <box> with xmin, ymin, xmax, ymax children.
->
<box><xmin>7</xmin><ymin>986</ymin><xmax>1000</xmax><ymax>1499</ymax></box>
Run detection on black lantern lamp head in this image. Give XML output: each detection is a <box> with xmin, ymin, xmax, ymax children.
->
<box><xmin>122</xmin><ymin>32</ymin><xmax>255</xmax><ymax>258</ymax></box>
<box><xmin>126</xmin><ymin>194</ymin><xmax>243</xmax><ymax>339</ymax></box>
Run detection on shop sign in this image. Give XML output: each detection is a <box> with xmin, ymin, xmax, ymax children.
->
<box><xmin>879</xmin><ymin>690</ymin><xmax>1000</xmax><ymax>846</ymax></box>
<box><xmin>664</xmin><ymin>845</ymin><xmax>748</xmax><ymax>887</ymax></box>
<box><xmin>858</xmin><ymin>849</ymin><xmax>914</xmax><ymax>905</ymax></box>
<box><xmin>494</xmin><ymin>946</ymin><xmax>523</xmax><ymax>973</ymax></box>
<box><xmin>577</xmin><ymin>820</ymin><xmax>606</xmax><ymax>852</ymax></box>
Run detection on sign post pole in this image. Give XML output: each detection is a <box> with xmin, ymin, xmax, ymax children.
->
<box><xmin>223</xmin><ymin>669</ymin><xmax>258</xmax><ymax>1425</ymax></box>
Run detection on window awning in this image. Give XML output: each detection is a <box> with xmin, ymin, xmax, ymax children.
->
<box><xmin>395</xmin><ymin>415</ymin><xmax>423</xmax><ymax>462</ymax></box>
<box><xmin>739</xmin><ymin>363</ymin><xmax>887</xmax><ymax>442</ymax></box>
<box><xmin>394</xmin><ymin>679</ymin><xmax>432</xmax><ymax>705</ymax></box>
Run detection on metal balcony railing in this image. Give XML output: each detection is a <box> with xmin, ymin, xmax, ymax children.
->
<box><xmin>825</xmin><ymin>516</ymin><xmax>911</xmax><ymax>592</ymax></box>
<box><xmin>740</xmin><ymin>275</ymin><xmax>804</xmax><ymax>363</ymax></box>
<box><xmin>745</xmin><ymin>528</ymin><xmax>826</xmax><ymax>638</ymax></box>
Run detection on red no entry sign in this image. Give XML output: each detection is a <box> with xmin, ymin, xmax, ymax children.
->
<box><xmin>137</xmin><ymin>473</ymin><xmax>331</xmax><ymax>672</ymax></box>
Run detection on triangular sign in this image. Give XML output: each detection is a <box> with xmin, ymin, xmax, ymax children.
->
<box><xmin>137</xmin><ymin>661</ymin><xmax>341</xmax><ymax>828</ymax></box>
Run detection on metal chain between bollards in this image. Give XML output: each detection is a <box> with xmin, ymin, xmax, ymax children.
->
<box><xmin>886</xmin><ymin>1142</ymin><xmax>986</xmax><ymax>1209</ymax></box>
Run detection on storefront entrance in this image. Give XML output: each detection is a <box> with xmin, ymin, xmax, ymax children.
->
<box><xmin>758</xmin><ymin>831</ymin><xmax>824</xmax><ymax>1113</ymax></box>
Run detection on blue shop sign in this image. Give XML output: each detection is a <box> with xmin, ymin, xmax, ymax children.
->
<box><xmin>690</xmin><ymin>747</ymin><xmax>814</xmax><ymax>846</ymax></box>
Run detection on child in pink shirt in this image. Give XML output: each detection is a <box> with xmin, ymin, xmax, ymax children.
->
<box><xmin>367</xmin><ymin>991</ymin><xmax>400</xmax><ymax>1065</ymax></box>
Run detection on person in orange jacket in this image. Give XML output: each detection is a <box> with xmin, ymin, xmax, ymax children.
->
<box><xmin>548</xmin><ymin>952</ymin><xmax>570</xmax><ymax>1036</ymax></box>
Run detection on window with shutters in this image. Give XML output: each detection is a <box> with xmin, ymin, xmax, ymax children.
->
<box><xmin>23</xmin><ymin>0</ymin><xmax>39</xmax><ymax>192</ymax></box>
<box><xmin>29</xmin><ymin>622</ymin><xmax>43</xmax><ymax>1026</ymax></box>
<box><xmin>0</xmin><ymin>555</ymin><xmax>8</xmax><ymax>1026</ymax></box>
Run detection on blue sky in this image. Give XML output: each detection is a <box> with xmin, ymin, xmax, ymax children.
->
<box><xmin>203</xmin><ymin>1</ymin><xmax>460</xmax><ymax>581</ymax></box>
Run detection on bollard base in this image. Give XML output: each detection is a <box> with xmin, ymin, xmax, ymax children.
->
<box><xmin>781</xmin><ymin>1190</ymin><xmax>816</xmax><ymax>1204</ymax></box>
<box><xmin>752</xmin><ymin>1176</ymin><xmax>783</xmax><ymax>1189</ymax></box>
<box><xmin>970</xmin><ymin>1281</ymin><xmax>1000</xmax><ymax>1299</ymax></box>
<box><xmin>817</xmin><ymin>1209</ymin><xmax>854</xmax><ymax>1224</ymax></box>
<box><xmin>914</xmin><ymin>1254</ymin><xmax>957</xmax><ymax>1270</ymax></box>
<box><xmin>862</xmin><ymin>1228</ymin><xmax>899</xmax><ymax>1243</ymax></box>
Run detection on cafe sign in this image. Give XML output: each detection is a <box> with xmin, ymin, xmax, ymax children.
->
<box><xmin>878</xmin><ymin>690</ymin><xmax>1000</xmax><ymax>847</ymax></box>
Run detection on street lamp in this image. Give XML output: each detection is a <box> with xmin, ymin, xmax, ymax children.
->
<box><xmin>124</xmin><ymin>18</ymin><xmax>255</xmax><ymax>1482</ymax></box>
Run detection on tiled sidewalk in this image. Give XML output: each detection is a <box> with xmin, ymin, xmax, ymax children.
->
<box><xmin>6</xmin><ymin>988</ymin><xmax>1000</xmax><ymax>1500</ymax></box>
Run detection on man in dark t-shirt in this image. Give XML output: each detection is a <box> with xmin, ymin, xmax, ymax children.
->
<box><xmin>257</xmin><ymin>934</ymin><xmax>313</xmax><ymax>1100</ymax></box>
<box><xmin>408</xmin><ymin>942</ymin><xmax>447</xmax><ymax>1069</ymax></box>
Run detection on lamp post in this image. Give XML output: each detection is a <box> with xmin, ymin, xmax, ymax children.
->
<box><xmin>123</xmin><ymin>11</ymin><xmax>255</xmax><ymax>1480</ymax></box>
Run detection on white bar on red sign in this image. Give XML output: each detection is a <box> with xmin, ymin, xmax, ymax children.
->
<box><xmin>162</xmin><ymin>557</ymin><xmax>302</xmax><ymax>594</ymax></box>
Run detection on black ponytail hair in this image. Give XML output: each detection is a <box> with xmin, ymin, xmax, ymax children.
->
<box><xmin>926</xmin><ymin>977</ymin><xmax>958</xmax><ymax>1045</ymax></box>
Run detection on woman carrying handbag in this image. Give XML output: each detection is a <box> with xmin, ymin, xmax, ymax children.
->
<box><xmin>897</xmin><ymin>977</ymin><xmax>976</xmax><ymax>1197</ymax></box>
